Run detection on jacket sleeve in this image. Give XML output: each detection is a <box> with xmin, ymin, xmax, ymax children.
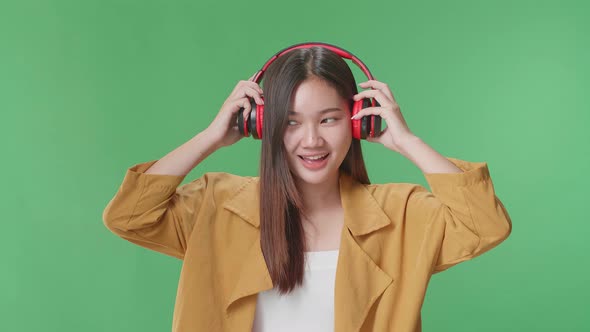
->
<box><xmin>407</xmin><ymin>157</ymin><xmax>512</xmax><ymax>274</ymax></box>
<box><xmin>102</xmin><ymin>160</ymin><xmax>209</xmax><ymax>260</ymax></box>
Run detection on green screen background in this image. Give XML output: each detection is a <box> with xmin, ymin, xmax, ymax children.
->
<box><xmin>2</xmin><ymin>0</ymin><xmax>588</xmax><ymax>331</ymax></box>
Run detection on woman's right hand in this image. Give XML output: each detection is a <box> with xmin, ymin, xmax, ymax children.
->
<box><xmin>205</xmin><ymin>73</ymin><xmax>264</xmax><ymax>149</ymax></box>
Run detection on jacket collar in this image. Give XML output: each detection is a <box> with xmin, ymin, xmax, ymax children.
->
<box><xmin>223</xmin><ymin>171</ymin><xmax>392</xmax><ymax>236</ymax></box>
<box><xmin>221</xmin><ymin>171</ymin><xmax>395</xmax><ymax>331</ymax></box>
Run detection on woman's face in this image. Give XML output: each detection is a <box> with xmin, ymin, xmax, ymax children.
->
<box><xmin>283</xmin><ymin>77</ymin><xmax>352</xmax><ymax>186</ymax></box>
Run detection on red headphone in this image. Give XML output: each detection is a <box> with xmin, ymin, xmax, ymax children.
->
<box><xmin>237</xmin><ymin>42</ymin><xmax>382</xmax><ymax>140</ymax></box>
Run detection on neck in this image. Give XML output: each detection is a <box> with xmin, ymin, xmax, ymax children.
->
<box><xmin>296</xmin><ymin>171</ymin><xmax>342</xmax><ymax>215</ymax></box>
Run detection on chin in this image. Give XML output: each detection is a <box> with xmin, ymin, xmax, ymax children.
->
<box><xmin>293</xmin><ymin>172</ymin><xmax>332</xmax><ymax>186</ymax></box>
<box><xmin>289</xmin><ymin>155</ymin><xmax>340</xmax><ymax>186</ymax></box>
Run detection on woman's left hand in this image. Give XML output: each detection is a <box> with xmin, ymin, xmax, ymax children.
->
<box><xmin>352</xmin><ymin>80</ymin><xmax>417</xmax><ymax>154</ymax></box>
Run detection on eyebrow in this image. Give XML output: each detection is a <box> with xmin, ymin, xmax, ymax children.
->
<box><xmin>288</xmin><ymin>107</ymin><xmax>342</xmax><ymax>115</ymax></box>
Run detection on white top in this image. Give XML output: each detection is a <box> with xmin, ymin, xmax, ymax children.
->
<box><xmin>252</xmin><ymin>250</ymin><xmax>339</xmax><ymax>332</ymax></box>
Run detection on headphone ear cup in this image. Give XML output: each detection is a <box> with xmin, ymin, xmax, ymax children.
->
<box><xmin>361</xmin><ymin>98</ymin><xmax>384</xmax><ymax>138</ymax></box>
<box><xmin>237</xmin><ymin>107</ymin><xmax>249</xmax><ymax>137</ymax></box>
<box><xmin>351</xmin><ymin>99</ymin><xmax>363</xmax><ymax>139</ymax></box>
<box><xmin>239</xmin><ymin>99</ymin><xmax>264</xmax><ymax>139</ymax></box>
<box><xmin>247</xmin><ymin>99</ymin><xmax>260</xmax><ymax>139</ymax></box>
<box><xmin>361</xmin><ymin>115</ymin><xmax>369</xmax><ymax>139</ymax></box>
<box><xmin>369</xmin><ymin>99</ymin><xmax>382</xmax><ymax>138</ymax></box>
<box><xmin>360</xmin><ymin>98</ymin><xmax>374</xmax><ymax>139</ymax></box>
<box><xmin>256</xmin><ymin>101</ymin><xmax>264</xmax><ymax>139</ymax></box>
<box><xmin>372</xmin><ymin>114</ymin><xmax>382</xmax><ymax>137</ymax></box>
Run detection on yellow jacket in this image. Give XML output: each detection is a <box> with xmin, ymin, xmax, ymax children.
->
<box><xmin>103</xmin><ymin>157</ymin><xmax>512</xmax><ymax>332</ymax></box>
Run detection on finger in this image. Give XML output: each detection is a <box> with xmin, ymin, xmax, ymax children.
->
<box><xmin>245</xmin><ymin>80</ymin><xmax>264</xmax><ymax>95</ymax></box>
<box><xmin>223</xmin><ymin>98</ymin><xmax>250</xmax><ymax>131</ymax></box>
<box><xmin>241</xmin><ymin>98</ymin><xmax>252</xmax><ymax>123</ymax></box>
<box><xmin>366</xmin><ymin>126</ymin><xmax>388</xmax><ymax>143</ymax></box>
<box><xmin>232</xmin><ymin>86</ymin><xmax>264</xmax><ymax>105</ymax></box>
<box><xmin>242</xmin><ymin>86</ymin><xmax>264</xmax><ymax>105</ymax></box>
<box><xmin>351</xmin><ymin>106</ymin><xmax>384</xmax><ymax>120</ymax></box>
<box><xmin>239</xmin><ymin>80</ymin><xmax>264</xmax><ymax>97</ymax></box>
<box><xmin>229</xmin><ymin>80</ymin><xmax>246</xmax><ymax>99</ymax></box>
<box><xmin>358</xmin><ymin>80</ymin><xmax>395</xmax><ymax>101</ymax></box>
<box><xmin>230</xmin><ymin>79</ymin><xmax>263</xmax><ymax>99</ymax></box>
<box><xmin>354</xmin><ymin>87</ymin><xmax>391</xmax><ymax>103</ymax></box>
<box><xmin>228</xmin><ymin>97</ymin><xmax>250</xmax><ymax>115</ymax></box>
<box><xmin>353</xmin><ymin>89</ymin><xmax>393</xmax><ymax>109</ymax></box>
<box><xmin>229</xmin><ymin>98</ymin><xmax>252</xmax><ymax>125</ymax></box>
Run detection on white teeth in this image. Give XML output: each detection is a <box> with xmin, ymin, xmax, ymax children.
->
<box><xmin>302</xmin><ymin>154</ymin><xmax>328</xmax><ymax>160</ymax></box>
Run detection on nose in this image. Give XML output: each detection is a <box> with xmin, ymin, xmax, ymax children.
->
<box><xmin>301</xmin><ymin>124</ymin><xmax>324</xmax><ymax>148</ymax></box>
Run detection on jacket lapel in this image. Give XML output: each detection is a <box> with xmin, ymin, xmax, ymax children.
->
<box><xmin>222</xmin><ymin>178</ymin><xmax>272</xmax><ymax>317</ymax></box>
<box><xmin>222</xmin><ymin>172</ymin><xmax>395</xmax><ymax>331</ymax></box>
<box><xmin>335</xmin><ymin>173</ymin><xmax>395</xmax><ymax>332</ymax></box>
<box><xmin>225</xmin><ymin>231</ymin><xmax>273</xmax><ymax>312</ymax></box>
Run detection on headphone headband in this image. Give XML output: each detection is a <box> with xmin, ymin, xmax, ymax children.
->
<box><xmin>251</xmin><ymin>42</ymin><xmax>374</xmax><ymax>84</ymax></box>
<box><xmin>238</xmin><ymin>42</ymin><xmax>382</xmax><ymax>140</ymax></box>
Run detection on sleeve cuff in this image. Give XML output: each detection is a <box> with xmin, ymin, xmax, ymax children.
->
<box><xmin>423</xmin><ymin>157</ymin><xmax>491</xmax><ymax>188</ymax></box>
<box><xmin>121</xmin><ymin>160</ymin><xmax>187</xmax><ymax>194</ymax></box>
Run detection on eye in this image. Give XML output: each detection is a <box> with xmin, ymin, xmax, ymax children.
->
<box><xmin>287</xmin><ymin>120</ymin><xmax>299</xmax><ymax>126</ymax></box>
<box><xmin>321</xmin><ymin>117</ymin><xmax>337</xmax><ymax>124</ymax></box>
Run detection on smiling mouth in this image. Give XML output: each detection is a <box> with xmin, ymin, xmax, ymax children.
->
<box><xmin>298</xmin><ymin>153</ymin><xmax>329</xmax><ymax>161</ymax></box>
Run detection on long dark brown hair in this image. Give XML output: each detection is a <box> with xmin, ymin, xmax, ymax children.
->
<box><xmin>259</xmin><ymin>46</ymin><xmax>370</xmax><ymax>294</ymax></box>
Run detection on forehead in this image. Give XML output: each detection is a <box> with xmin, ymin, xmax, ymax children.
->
<box><xmin>291</xmin><ymin>78</ymin><xmax>346</xmax><ymax>114</ymax></box>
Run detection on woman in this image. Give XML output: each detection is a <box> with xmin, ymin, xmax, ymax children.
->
<box><xmin>103</xmin><ymin>43</ymin><xmax>512</xmax><ymax>332</ymax></box>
